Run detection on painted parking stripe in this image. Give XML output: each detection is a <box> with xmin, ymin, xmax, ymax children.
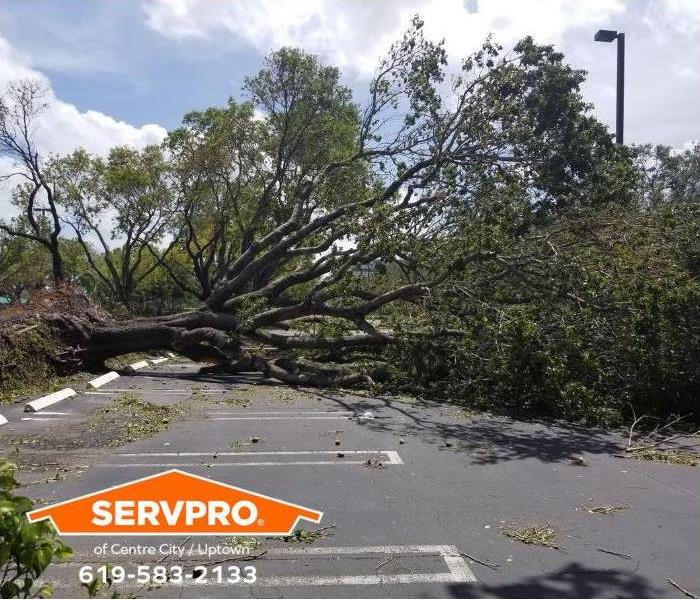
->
<box><xmin>0</xmin><ymin>413</ymin><xmax>7</xmax><ymax>426</ymax></box>
<box><xmin>84</xmin><ymin>389</ymin><xmax>237</xmax><ymax>395</ymax></box>
<box><xmin>21</xmin><ymin>417</ymin><xmax>67</xmax><ymax>421</ymax></box>
<box><xmin>207</xmin><ymin>411</ymin><xmax>355</xmax><ymax>416</ymax></box>
<box><xmin>103</xmin><ymin>449</ymin><xmax>403</xmax><ymax>467</ymax></box>
<box><xmin>103</xmin><ymin>461</ymin><xmax>385</xmax><ymax>467</ymax></box>
<box><xmin>118</xmin><ymin>450</ymin><xmax>401</xmax><ymax>461</ymax></box>
<box><xmin>25</xmin><ymin>388</ymin><xmax>76</xmax><ymax>412</ymax></box>
<box><xmin>230</xmin><ymin>545</ymin><xmax>474</xmax><ymax>586</ymax></box>
<box><xmin>51</xmin><ymin>544</ymin><xmax>475</xmax><ymax>586</ymax></box>
<box><xmin>209</xmin><ymin>415</ymin><xmax>351</xmax><ymax>421</ymax></box>
<box><xmin>57</xmin><ymin>545</ymin><xmax>472</xmax><ymax>587</ymax></box>
<box><xmin>88</xmin><ymin>371</ymin><xmax>119</xmax><ymax>388</ymax></box>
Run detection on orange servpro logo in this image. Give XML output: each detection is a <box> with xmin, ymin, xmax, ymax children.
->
<box><xmin>26</xmin><ymin>469</ymin><xmax>322</xmax><ymax>536</ymax></box>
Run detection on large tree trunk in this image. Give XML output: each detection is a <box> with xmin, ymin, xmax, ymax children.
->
<box><xmin>37</xmin><ymin>295</ymin><xmax>385</xmax><ymax>387</ymax></box>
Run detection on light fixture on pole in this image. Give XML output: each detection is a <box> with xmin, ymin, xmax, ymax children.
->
<box><xmin>594</xmin><ymin>29</ymin><xmax>625</xmax><ymax>145</ymax></box>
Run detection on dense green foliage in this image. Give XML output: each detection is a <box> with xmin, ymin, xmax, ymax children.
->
<box><xmin>383</xmin><ymin>201</ymin><xmax>699</xmax><ymax>425</ymax></box>
<box><xmin>0</xmin><ymin>461</ymin><xmax>72</xmax><ymax>598</ymax></box>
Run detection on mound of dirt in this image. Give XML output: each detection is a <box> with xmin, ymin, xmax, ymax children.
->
<box><xmin>0</xmin><ymin>286</ymin><xmax>110</xmax><ymax>400</ymax></box>
<box><xmin>0</xmin><ymin>285</ymin><xmax>108</xmax><ymax>327</ymax></box>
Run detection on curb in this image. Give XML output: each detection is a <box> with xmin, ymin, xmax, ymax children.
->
<box><xmin>0</xmin><ymin>413</ymin><xmax>7</xmax><ymax>426</ymax></box>
<box><xmin>25</xmin><ymin>388</ymin><xmax>77</xmax><ymax>413</ymax></box>
<box><xmin>88</xmin><ymin>371</ymin><xmax>120</xmax><ymax>389</ymax></box>
<box><xmin>16</xmin><ymin>356</ymin><xmax>171</xmax><ymax>420</ymax></box>
<box><xmin>125</xmin><ymin>360</ymin><xmax>149</xmax><ymax>373</ymax></box>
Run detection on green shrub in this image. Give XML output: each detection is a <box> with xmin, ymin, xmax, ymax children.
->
<box><xmin>0</xmin><ymin>460</ymin><xmax>72</xmax><ymax>598</ymax></box>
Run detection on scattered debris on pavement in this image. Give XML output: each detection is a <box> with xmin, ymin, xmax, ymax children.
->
<box><xmin>278</xmin><ymin>525</ymin><xmax>335</xmax><ymax>544</ymax></box>
<box><xmin>627</xmin><ymin>448</ymin><xmax>698</xmax><ymax>466</ymax></box>
<box><xmin>576</xmin><ymin>504</ymin><xmax>630</xmax><ymax>516</ymax></box>
<box><xmin>503</xmin><ymin>523</ymin><xmax>559</xmax><ymax>548</ymax></box>
<box><xmin>231</xmin><ymin>436</ymin><xmax>263</xmax><ymax>448</ymax></box>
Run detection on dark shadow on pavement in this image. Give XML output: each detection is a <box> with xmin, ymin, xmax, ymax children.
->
<box><xmin>300</xmin><ymin>389</ymin><xmax>624</xmax><ymax>466</ymax></box>
<box><xmin>449</xmin><ymin>562</ymin><xmax>669</xmax><ymax>598</ymax></box>
<box><xmin>122</xmin><ymin>368</ymin><xmax>624</xmax><ymax>465</ymax></box>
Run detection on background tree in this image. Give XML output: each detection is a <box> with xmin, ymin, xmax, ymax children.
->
<box><xmin>0</xmin><ymin>81</ymin><xmax>64</xmax><ymax>283</ymax></box>
<box><xmin>160</xmin><ymin>101</ymin><xmax>265</xmax><ymax>299</ymax></box>
<box><xmin>631</xmin><ymin>142</ymin><xmax>700</xmax><ymax>207</ymax></box>
<box><xmin>0</xmin><ymin>222</ymin><xmax>53</xmax><ymax>301</ymax></box>
<box><xmin>54</xmin><ymin>146</ymin><xmax>176</xmax><ymax>311</ymax></box>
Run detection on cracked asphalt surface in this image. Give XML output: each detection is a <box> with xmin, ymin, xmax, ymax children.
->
<box><xmin>1</xmin><ymin>359</ymin><xmax>698</xmax><ymax>598</ymax></box>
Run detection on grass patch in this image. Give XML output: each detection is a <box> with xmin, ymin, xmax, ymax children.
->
<box><xmin>91</xmin><ymin>393</ymin><xmax>184</xmax><ymax>447</ymax></box>
<box><xmin>503</xmin><ymin>523</ymin><xmax>559</xmax><ymax>548</ymax></box>
<box><xmin>627</xmin><ymin>448</ymin><xmax>699</xmax><ymax>466</ymax></box>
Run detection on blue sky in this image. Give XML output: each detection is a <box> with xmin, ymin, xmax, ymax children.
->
<box><xmin>0</xmin><ymin>0</ymin><xmax>262</xmax><ymax>129</ymax></box>
<box><xmin>0</xmin><ymin>0</ymin><xmax>698</xmax><ymax>167</ymax></box>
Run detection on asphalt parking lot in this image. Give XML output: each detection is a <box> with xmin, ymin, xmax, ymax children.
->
<box><xmin>1</xmin><ymin>359</ymin><xmax>698</xmax><ymax>598</ymax></box>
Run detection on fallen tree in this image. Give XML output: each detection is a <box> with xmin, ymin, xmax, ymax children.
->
<box><xmin>1</xmin><ymin>20</ymin><xmax>631</xmax><ymax>387</ymax></box>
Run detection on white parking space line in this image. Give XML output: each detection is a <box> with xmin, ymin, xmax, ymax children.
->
<box><xmin>222</xmin><ymin>410</ymin><xmax>357</xmax><ymax>414</ymax></box>
<box><xmin>102</xmin><ymin>461</ymin><xmax>380</xmax><ymax>467</ymax></box>
<box><xmin>209</xmin><ymin>415</ymin><xmax>352</xmax><ymax>421</ymax></box>
<box><xmin>83</xmin><ymin>389</ymin><xmax>234</xmax><ymax>395</ymax></box>
<box><xmin>103</xmin><ymin>449</ymin><xmax>403</xmax><ymax>468</ymax></box>
<box><xmin>118</xmin><ymin>450</ymin><xmax>399</xmax><ymax>459</ymax></box>
<box><xmin>207</xmin><ymin>411</ymin><xmax>355</xmax><ymax>416</ymax></box>
<box><xmin>49</xmin><ymin>544</ymin><xmax>475</xmax><ymax>588</ymax></box>
<box><xmin>31</xmin><ymin>411</ymin><xmax>72</xmax><ymax>415</ymax></box>
<box><xmin>244</xmin><ymin>545</ymin><xmax>474</xmax><ymax>586</ymax></box>
<box><xmin>21</xmin><ymin>417</ymin><xmax>66</xmax><ymax>421</ymax></box>
<box><xmin>0</xmin><ymin>414</ymin><xmax>7</xmax><ymax>426</ymax></box>
<box><xmin>178</xmin><ymin>545</ymin><xmax>475</xmax><ymax>587</ymax></box>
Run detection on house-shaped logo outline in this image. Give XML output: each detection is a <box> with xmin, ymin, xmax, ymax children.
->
<box><xmin>26</xmin><ymin>469</ymin><xmax>323</xmax><ymax>536</ymax></box>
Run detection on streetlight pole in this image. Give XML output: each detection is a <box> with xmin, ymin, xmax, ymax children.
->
<box><xmin>594</xmin><ymin>29</ymin><xmax>625</xmax><ymax>145</ymax></box>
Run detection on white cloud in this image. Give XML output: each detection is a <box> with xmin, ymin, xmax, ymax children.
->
<box><xmin>0</xmin><ymin>36</ymin><xmax>166</xmax><ymax>157</ymax></box>
<box><xmin>143</xmin><ymin>0</ymin><xmax>625</xmax><ymax>75</ymax></box>
<box><xmin>0</xmin><ymin>35</ymin><xmax>166</xmax><ymax>217</ymax></box>
<box><xmin>143</xmin><ymin>0</ymin><xmax>700</xmax><ymax>147</ymax></box>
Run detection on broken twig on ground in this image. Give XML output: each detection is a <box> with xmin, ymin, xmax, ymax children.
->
<box><xmin>667</xmin><ymin>578</ymin><xmax>698</xmax><ymax>599</ymax></box>
<box><xmin>460</xmin><ymin>552</ymin><xmax>500</xmax><ymax>570</ymax></box>
<box><xmin>596</xmin><ymin>547</ymin><xmax>632</xmax><ymax>559</ymax></box>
